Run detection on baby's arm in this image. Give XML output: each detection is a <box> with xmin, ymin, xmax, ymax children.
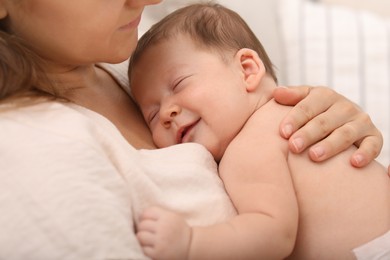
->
<box><xmin>137</xmin><ymin>108</ymin><xmax>299</xmax><ymax>259</ymax></box>
<box><xmin>188</xmin><ymin>106</ymin><xmax>299</xmax><ymax>259</ymax></box>
<box><xmin>196</xmin><ymin>131</ymin><xmax>298</xmax><ymax>259</ymax></box>
<box><xmin>138</xmin><ymin>194</ymin><xmax>296</xmax><ymax>260</ymax></box>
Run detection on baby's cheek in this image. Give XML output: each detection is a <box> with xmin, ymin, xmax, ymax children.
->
<box><xmin>153</xmin><ymin>130</ymin><xmax>174</xmax><ymax>148</ymax></box>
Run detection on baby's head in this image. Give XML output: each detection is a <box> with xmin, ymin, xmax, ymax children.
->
<box><xmin>129</xmin><ymin>3</ymin><xmax>277</xmax><ymax>159</ymax></box>
<box><xmin>129</xmin><ymin>2</ymin><xmax>276</xmax><ymax>82</ymax></box>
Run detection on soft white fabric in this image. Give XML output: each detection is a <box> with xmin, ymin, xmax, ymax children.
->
<box><xmin>134</xmin><ymin>144</ymin><xmax>236</xmax><ymax>227</ymax></box>
<box><xmin>353</xmin><ymin>230</ymin><xmax>390</xmax><ymax>260</ymax></box>
<box><xmin>278</xmin><ymin>0</ymin><xmax>390</xmax><ymax>165</ymax></box>
<box><xmin>0</xmin><ymin>102</ymin><xmax>146</xmax><ymax>260</ymax></box>
<box><xmin>0</xmin><ymin>100</ymin><xmax>236</xmax><ymax>259</ymax></box>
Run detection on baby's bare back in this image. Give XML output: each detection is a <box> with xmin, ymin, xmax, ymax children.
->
<box><xmin>287</xmin><ymin>139</ymin><xmax>390</xmax><ymax>259</ymax></box>
<box><xmin>257</xmin><ymin>100</ymin><xmax>390</xmax><ymax>259</ymax></box>
<box><xmin>241</xmin><ymin>99</ymin><xmax>390</xmax><ymax>258</ymax></box>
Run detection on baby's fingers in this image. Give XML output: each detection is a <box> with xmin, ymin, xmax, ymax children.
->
<box><xmin>137</xmin><ymin>220</ymin><xmax>158</xmax><ymax>258</ymax></box>
<box><xmin>137</xmin><ymin>227</ymin><xmax>155</xmax><ymax>247</ymax></box>
<box><xmin>140</xmin><ymin>206</ymin><xmax>164</xmax><ymax>220</ymax></box>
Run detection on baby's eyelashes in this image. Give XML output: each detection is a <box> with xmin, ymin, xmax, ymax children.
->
<box><xmin>147</xmin><ymin>109</ymin><xmax>158</xmax><ymax>125</ymax></box>
<box><xmin>171</xmin><ymin>74</ymin><xmax>193</xmax><ymax>92</ymax></box>
<box><xmin>172</xmin><ymin>78</ymin><xmax>184</xmax><ymax>91</ymax></box>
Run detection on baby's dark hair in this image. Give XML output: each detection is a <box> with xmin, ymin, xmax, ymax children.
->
<box><xmin>129</xmin><ymin>2</ymin><xmax>277</xmax><ymax>82</ymax></box>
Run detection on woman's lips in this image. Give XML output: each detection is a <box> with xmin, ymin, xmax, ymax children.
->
<box><xmin>119</xmin><ymin>15</ymin><xmax>141</xmax><ymax>30</ymax></box>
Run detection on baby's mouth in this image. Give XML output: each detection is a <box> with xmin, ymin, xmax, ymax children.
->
<box><xmin>177</xmin><ymin>119</ymin><xmax>200</xmax><ymax>144</ymax></box>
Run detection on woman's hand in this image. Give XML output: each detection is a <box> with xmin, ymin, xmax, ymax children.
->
<box><xmin>274</xmin><ymin>86</ymin><xmax>383</xmax><ymax>168</ymax></box>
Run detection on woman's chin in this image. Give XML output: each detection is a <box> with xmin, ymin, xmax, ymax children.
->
<box><xmin>103</xmin><ymin>55</ymin><xmax>131</xmax><ymax>64</ymax></box>
<box><xmin>104</xmin><ymin>34</ymin><xmax>138</xmax><ymax>63</ymax></box>
<box><xmin>103</xmin><ymin>47</ymin><xmax>134</xmax><ymax>63</ymax></box>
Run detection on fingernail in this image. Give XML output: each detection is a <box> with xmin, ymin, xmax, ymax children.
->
<box><xmin>311</xmin><ymin>146</ymin><xmax>325</xmax><ymax>159</ymax></box>
<box><xmin>283</xmin><ymin>124</ymin><xmax>293</xmax><ymax>138</ymax></box>
<box><xmin>292</xmin><ymin>137</ymin><xmax>304</xmax><ymax>152</ymax></box>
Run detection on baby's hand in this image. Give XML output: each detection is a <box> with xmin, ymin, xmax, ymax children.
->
<box><xmin>136</xmin><ymin>206</ymin><xmax>192</xmax><ymax>260</ymax></box>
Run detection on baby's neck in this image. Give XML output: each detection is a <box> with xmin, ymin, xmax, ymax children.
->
<box><xmin>252</xmin><ymin>75</ymin><xmax>277</xmax><ymax>111</ymax></box>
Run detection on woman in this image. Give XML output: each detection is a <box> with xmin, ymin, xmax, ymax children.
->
<box><xmin>0</xmin><ymin>0</ymin><xmax>386</xmax><ymax>259</ymax></box>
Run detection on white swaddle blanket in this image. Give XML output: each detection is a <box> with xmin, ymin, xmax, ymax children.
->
<box><xmin>131</xmin><ymin>143</ymin><xmax>237</xmax><ymax>227</ymax></box>
<box><xmin>0</xmin><ymin>102</ymin><xmax>236</xmax><ymax>260</ymax></box>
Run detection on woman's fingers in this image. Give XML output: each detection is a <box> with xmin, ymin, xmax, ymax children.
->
<box><xmin>306</xmin><ymin>121</ymin><xmax>382</xmax><ymax>167</ymax></box>
<box><xmin>274</xmin><ymin>85</ymin><xmax>383</xmax><ymax>167</ymax></box>
<box><xmin>273</xmin><ymin>85</ymin><xmax>312</xmax><ymax>107</ymax></box>
<box><xmin>275</xmin><ymin>86</ymin><xmax>336</xmax><ymax>139</ymax></box>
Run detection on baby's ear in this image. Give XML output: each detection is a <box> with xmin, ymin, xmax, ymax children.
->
<box><xmin>235</xmin><ymin>48</ymin><xmax>265</xmax><ymax>92</ymax></box>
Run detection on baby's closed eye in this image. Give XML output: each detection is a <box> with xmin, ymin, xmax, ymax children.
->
<box><xmin>172</xmin><ymin>74</ymin><xmax>193</xmax><ymax>92</ymax></box>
